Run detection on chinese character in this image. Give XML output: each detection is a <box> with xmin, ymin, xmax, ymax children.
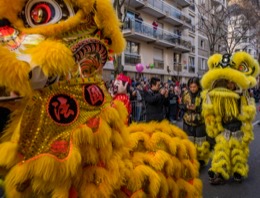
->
<box><xmin>87</xmin><ymin>85</ymin><xmax>104</xmax><ymax>105</ymax></box>
<box><xmin>52</xmin><ymin>97</ymin><xmax>75</xmax><ymax>121</ymax></box>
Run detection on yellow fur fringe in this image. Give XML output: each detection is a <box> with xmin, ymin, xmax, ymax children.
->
<box><xmin>0</xmin><ymin>46</ymin><xmax>31</xmax><ymax>95</ymax></box>
<box><xmin>26</xmin><ymin>40</ymin><xmax>76</xmax><ymax>76</ymax></box>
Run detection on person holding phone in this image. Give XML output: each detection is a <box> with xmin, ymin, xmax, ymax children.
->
<box><xmin>179</xmin><ymin>77</ymin><xmax>211</xmax><ymax>167</ymax></box>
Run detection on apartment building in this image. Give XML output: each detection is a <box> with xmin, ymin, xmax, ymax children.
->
<box><xmin>103</xmin><ymin>0</ymin><xmax>227</xmax><ymax>83</ymax></box>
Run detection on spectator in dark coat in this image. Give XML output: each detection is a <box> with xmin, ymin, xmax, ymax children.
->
<box><xmin>144</xmin><ymin>77</ymin><xmax>168</xmax><ymax>122</ymax></box>
<box><xmin>167</xmin><ymin>84</ymin><xmax>179</xmax><ymax>123</ymax></box>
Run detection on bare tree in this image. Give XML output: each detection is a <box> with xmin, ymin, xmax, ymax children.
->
<box><xmin>112</xmin><ymin>0</ymin><xmax>130</xmax><ymax>75</ymax></box>
<box><xmin>236</xmin><ymin>0</ymin><xmax>260</xmax><ymax>62</ymax></box>
<box><xmin>224</xmin><ymin>5</ymin><xmax>253</xmax><ymax>53</ymax></box>
<box><xmin>195</xmin><ymin>0</ymin><xmax>228</xmax><ymax>55</ymax></box>
<box><xmin>194</xmin><ymin>0</ymin><xmax>260</xmax><ymax>55</ymax></box>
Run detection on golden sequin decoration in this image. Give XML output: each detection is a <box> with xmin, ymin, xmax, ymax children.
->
<box><xmin>19</xmin><ymin>77</ymin><xmax>112</xmax><ymax>161</ymax></box>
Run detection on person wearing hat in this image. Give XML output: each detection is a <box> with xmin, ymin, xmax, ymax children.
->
<box><xmin>111</xmin><ymin>73</ymin><xmax>132</xmax><ymax>123</ymax></box>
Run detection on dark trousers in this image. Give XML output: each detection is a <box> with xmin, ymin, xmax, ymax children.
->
<box><xmin>183</xmin><ymin>122</ymin><xmax>206</xmax><ymax>137</ymax></box>
<box><xmin>183</xmin><ymin>122</ymin><xmax>215</xmax><ymax>150</ymax></box>
<box><xmin>0</xmin><ymin>107</ymin><xmax>11</xmax><ymax>134</ymax></box>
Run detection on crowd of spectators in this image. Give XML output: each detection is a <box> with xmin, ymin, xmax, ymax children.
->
<box><xmin>105</xmin><ymin>76</ymin><xmax>260</xmax><ymax>126</ymax></box>
<box><xmin>105</xmin><ymin>76</ymin><xmax>188</xmax><ymax>124</ymax></box>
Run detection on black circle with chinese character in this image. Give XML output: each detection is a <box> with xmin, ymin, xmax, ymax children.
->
<box><xmin>48</xmin><ymin>94</ymin><xmax>79</xmax><ymax>125</ymax></box>
<box><xmin>83</xmin><ymin>85</ymin><xmax>104</xmax><ymax>106</ymax></box>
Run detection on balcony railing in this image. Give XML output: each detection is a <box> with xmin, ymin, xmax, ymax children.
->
<box><xmin>123</xmin><ymin>19</ymin><xmax>192</xmax><ymax>50</ymax></box>
<box><xmin>124</xmin><ymin>53</ymin><xmax>141</xmax><ymax>65</ymax></box>
<box><xmin>124</xmin><ymin>18</ymin><xmax>155</xmax><ymax>37</ymax></box>
<box><xmin>138</xmin><ymin>0</ymin><xmax>193</xmax><ymax>26</ymax></box>
<box><xmin>153</xmin><ymin>59</ymin><xmax>164</xmax><ymax>69</ymax></box>
<box><xmin>198</xmin><ymin>68</ymin><xmax>208</xmax><ymax>73</ymax></box>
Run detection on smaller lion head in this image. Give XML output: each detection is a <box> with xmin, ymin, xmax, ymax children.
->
<box><xmin>201</xmin><ymin>51</ymin><xmax>259</xmax><ymax>98</ymax></box>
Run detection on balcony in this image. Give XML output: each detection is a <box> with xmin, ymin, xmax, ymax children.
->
<box><xmin>126</xmin><ymin>0</ymin><xmax>193</xmax><ymax>28</ymax></box>
<box><xmin>128</xmin><ymin>0</ymin><xmax>145</xmax><ymax>8</ymax></box>
<box><xmin>124</xmin><ymin>53</ymin><xmax>141</xmax><ymax>65</ymax></box>
<box><xmin>123</xmin><ymin>19</ymin><xmax>157</xmax><ymax>43</ymax></box>
<box><xmin>175</xmin><ymin>0</ymin><xmax>191</xmax><ymax>8</ymax></box>
<box><xmin>123</xmin><ymin>19</ymin><xmax>192</xmax><ymax>52</ymax></box>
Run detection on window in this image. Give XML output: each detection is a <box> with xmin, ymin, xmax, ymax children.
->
<box><xmin>188</xmin><ymin>56</ymin><xmax>195</xmax><ymax>73</ymax></box>
<box><xmin>201</xmin><ymin>58</ymin><xmax>206</xmax><ymax>70</ymax></box>
<box><xmin>124</xmin><ymin>40</ymin><xmax>141</xmax><ymax>65</ymax></box>
<box><xmin>125</xmin><ymin>40</ymin><xmax>139</xmax><ymax>55</ymax></box>
<box><xmin>200</xmin><ymin>39</ymin><xmax>205</xmax><ymax>49</ymax></box>
<box><xmin>173</xmin><ymin>53</ymin><xmax>181</xmax><ymax>63</ymax></box>
<box><xmin>153</xmin><ymin>48</ymin><xmax>164</xmax><ymax>69</ymax></box>
<box><xmin>154</xmin><ymin>48</ymin><xmax>163</xmax><ymax>60</ymax></box>
<box><xmin>189</xmin><ymin>56</ymin><xmax>195</xmax><ymax>67</ymax></box>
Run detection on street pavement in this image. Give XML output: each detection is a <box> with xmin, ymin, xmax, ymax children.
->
<box><xmin>175</xmin><ymin>104</ymin><xmax>260</xmax><ymax>198</ymax></box>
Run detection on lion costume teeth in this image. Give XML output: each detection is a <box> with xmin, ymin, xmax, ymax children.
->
<box><xmin>0</xmin><ymin>0</ymin><xmax>202</xmax><ymax>197</ymax></box>
<box><xmin>201</xmin><ymin>52</ymin><xmax>259</xmax><ymax>184</ymax></box>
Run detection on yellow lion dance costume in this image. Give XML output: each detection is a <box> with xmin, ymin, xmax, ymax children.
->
<box><xmin>0</xmin><ymin>0</ymin><xmax>202</xmax><ymax>197</ymax></box>
<box><xmin>201</xmin><ymin>52</ymin><xmax>259</xmax><ymax>184</ymax></box>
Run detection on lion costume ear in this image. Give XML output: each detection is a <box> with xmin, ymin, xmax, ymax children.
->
<box><xmin>253</xmin><ymin>59</ymin><xmax>260</xmax><ymax>77</ymax></box>
<box><xmin>94</xmin><ymin>0</ymin><xmax>126</xmax><ymax>54</ymax></box>
<box><xmin>207</xmin><ymin>54</ymin><xmax>222</xmax><ymax>70</ymax></box>
<box><xmin>231</xmin><ymin>51</ymin><xmax>260</xmax><ymax>77</ymax></box>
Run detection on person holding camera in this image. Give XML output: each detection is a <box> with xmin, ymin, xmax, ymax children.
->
<box><xmin>144</xmin><ymin>77</ymin><xmax>168</xmax><ymax>122</ymax></box>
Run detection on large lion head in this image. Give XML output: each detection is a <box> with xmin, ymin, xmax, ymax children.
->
<box><xmin>201</xmin><ymin>51</ymin><xmax>259</xmax><ymax>98</ymax></box>
<box><xmin>0</xmin><ymin>0</ymin><xmax>125</xmax><ymax>54</ymax></box>
<box><xmin>0</xmin><ymin>0</ymin><xmax>125</xmax><ymax>95</ymax></box>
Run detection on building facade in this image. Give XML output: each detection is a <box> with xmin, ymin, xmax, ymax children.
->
<box><xmin>103</xmin><ymin>0</ymin><xmax>227</xmax><ymax>83</ymax></box>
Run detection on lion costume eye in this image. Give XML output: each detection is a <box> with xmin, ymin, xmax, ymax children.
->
<box><xmin>20</xmin><ymin>0</ymin><xmax>75</xmax><ymax>27</ymax></box>
<box><xmin>237</xmin><ymin>62</ymin><xmax>252</xmax><ymax>74</ymax></box>
<box><xmin>31</xmin><ymin>3</ymin><xmax>53</xmax><ymax>24</ymax></box>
